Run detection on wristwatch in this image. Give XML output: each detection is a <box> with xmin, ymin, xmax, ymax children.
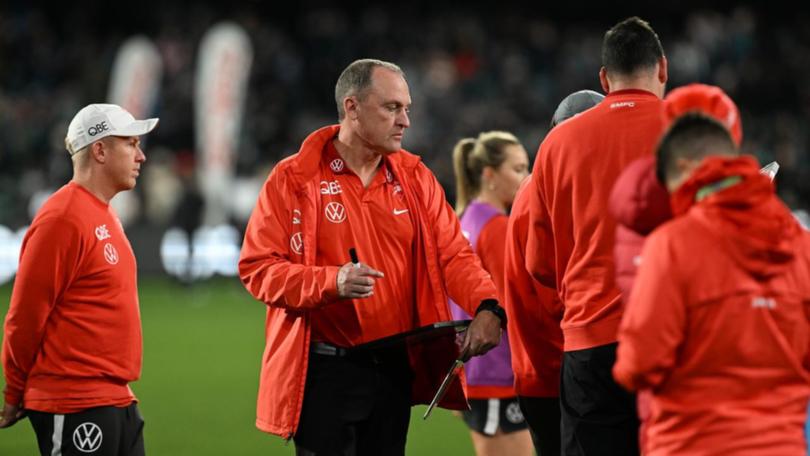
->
<box><xmin>475</xmin><ymin>299</ymin><xmax>507</xmax><ymax>328</ymax></box>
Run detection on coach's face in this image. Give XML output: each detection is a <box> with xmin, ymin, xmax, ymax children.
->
<box><xmin>352</xmin><ymin>67</ymin><xmax>411</xmax><ymax>154</ymax></box>
<box><xmin>103</xmin><ymin>135</ymin><xmax>146</xmax><ymax>192</ymax></box>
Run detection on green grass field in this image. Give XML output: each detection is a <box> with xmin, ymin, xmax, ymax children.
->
<box><xmin>0</xmin><ymin>277</ymin><xmax>474</xmax><ymax>455</ymax></box>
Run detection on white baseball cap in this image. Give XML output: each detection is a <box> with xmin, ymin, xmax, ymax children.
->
<box><xmin>65</xmin><ymin>103</ymin><xmax>159</xmax><ymax>155</ymax></box>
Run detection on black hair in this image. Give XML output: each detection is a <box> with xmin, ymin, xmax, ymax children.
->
<box><xmin>656</xmin><ymin>113</ymin><xmax>738</xmax><ymax>184</ymax></box>
<box><xmin>602</xmin><ymin>17</ymin><xmax>664</xmax><ymax>76</ymax></box>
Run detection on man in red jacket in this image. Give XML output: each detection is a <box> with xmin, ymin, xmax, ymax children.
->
<box><xmin>238</xmin><ymin>59</ymin><xmax>504</xmax><ymax>455</ymax></box>
<box><xmin>1</xmin><ymin>104</ymin><xmax>157</xmax><ymax>456</ymax></box>
<box><xmin>614</xmin><ymin>113</ymin><xmax>810</xmax><ymax>455</ymax></box>
<box><xmin>504</xmin><ymin>89</ymin><xmax>603</xmax><ymax>456</ymax></box>
<box><xmin>608</xmin><ymin>83</ymin><xmax>743</xmax><ymax>453</ymax></box>
<box><xmin>526</xmin><ymin>17</ymin><xmax>667</xmax><ymax>455</ymax></box>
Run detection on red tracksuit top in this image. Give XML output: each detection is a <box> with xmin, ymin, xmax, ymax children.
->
<box><xmin>614</xmin><ymin>156</ymin><xmax>810</xmax><ymax>455</ymax></box>
<box><xmin>3</xmin><ymin>182</ymin><xmax>141</xmax><ymax>413</ymax></box>
<box><xmin>526</xmin><ymin>89</ymin><xmax>665</xmax><ymax>351</ymax></box>
<box><xmin>503</xmin><ymin>177</ymin><xmax>564</xmax><ymax>397</ymax></box>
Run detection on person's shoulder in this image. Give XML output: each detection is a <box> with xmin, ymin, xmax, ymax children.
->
<box><xmin>33</xmin><ymin>184</ymin><xmax>91</xmax><ymax>226</ymax></box>
<box><xmin>28</xmin><ymin>189</ymin><xmax>86</xmax><ymax>240</ymax></box>
<box><xmin>539</xmin><ymin>102</ymin><xmax>605</xmax><ymax>156</ymax></box>
<box><xmin>646</xmin><ymin>212</ymin><xmax>708</xmax><ymax>253</ymax></box>
<box><xmin>796</xmin><ymin>228</ymin><xmax>810</xmax><ymax>254</ymax></box>
<box><xmin>270</xmin><ymin>154</ymin><xmax>300</xmax><ymax>178</ymax></box>
<box><xmin>267</xmin><ymin>125</ymin><xmax>340</xmax><ymax>184</ymax></box>
<box><xmin>484</xmin><ymin>213</ymin><xmax>509</xmax><ymax>232</ymax></box>
<box><xmin>389</xmin><ymin>149</ymin><xmax>423</xmax><ymax>170</ymax></box>
<box><xmin>390</xmin><ymin>149</ymin><xmax>433</xmax><ymax>183</ymax></box>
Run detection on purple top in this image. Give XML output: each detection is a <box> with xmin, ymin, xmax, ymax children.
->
<box><xmin>450</xmin><ymin>200</ymin><xmax>515</xmax><ymax>390</ymax></box>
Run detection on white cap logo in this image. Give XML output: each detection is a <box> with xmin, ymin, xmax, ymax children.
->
<box><xmin>65</xmin><ymin>104</ymin><xmax>159</xmax><ymax>155</ymax></box>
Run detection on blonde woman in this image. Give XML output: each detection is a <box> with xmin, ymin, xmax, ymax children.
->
<box><xmin>450</xmin><ymin>131</ymin><xmax>531</xmax><ymax>456</ymax></box>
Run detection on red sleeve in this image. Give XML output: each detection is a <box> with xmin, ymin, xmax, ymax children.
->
<box><xmin>525</xmin><ymin>145</ymin><xmax>557</xmax><ymax>290</ymax></box>
<box><xmin>2</xmin><ymin>218</ymin><xmax>81</xmax><ymax>405</ymax></box>
<box><xmin>613</xmin><ymin>229</ymin><xmax>686</xmax><ymax>391</ymax></box>
<box><xmin>417</xmin><ymin>164</ymin><xmax>498</xmax><ymax>315</ymax></box>
<box><xmin>238</xmin><ymin>168</ymin><xmax>340</xmax><ymax>310</ymax></box>
<box><xmin>476</xmin><ymin>215</ymin><xmax>508</xmax><ymax>295</ymax></box>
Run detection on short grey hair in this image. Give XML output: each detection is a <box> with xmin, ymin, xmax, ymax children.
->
<box><xmin>335</xmin><ymin>58</ymin><xmax>405</xmax><ymax>120</ymax></box>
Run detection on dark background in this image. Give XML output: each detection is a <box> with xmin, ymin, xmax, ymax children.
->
<box><xmin>1</xmin><ymin>1</ymin><xmax>808</xmax><ymax>273</ymax></box>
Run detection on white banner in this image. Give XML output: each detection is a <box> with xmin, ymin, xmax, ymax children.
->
<box><xmin>194</xmin><ymin>22</ymin><xmax>253</xmax><ymax>225</ymax></box>
<box><xmin>107</xmin><ymin>36</ymin><xmax>163</xmax><ymax>226</ymax></box>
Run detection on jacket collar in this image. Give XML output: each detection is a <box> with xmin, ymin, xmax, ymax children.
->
<box><xmin>604</xmin><ymin>88</ymin><xmax>659</xmax><ymax>100</ymax></box>
<box><xmin>287</xmin><ymin>125</ymin><xmax>423</xmax><ymax>188</ymax></box>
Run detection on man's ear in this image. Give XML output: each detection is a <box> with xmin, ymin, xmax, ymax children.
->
<box><xmin>675</xmin><ymin>156</ymin><xmax>696</xmax><ymax>175</ymax></box>
<box><xmin>90</xmin><ymin>141</ymin><xmax>107</xmax><ymax>164</ymax></box>
<box><xmin>344</xmin><ymin>96</ymin><xmax>360</xmax><ymax>121</ymax></box>
<box><xmin>599</xmin><ymin>67</ymin><xmax>610</xmax><ymax>94</ymax></box>
<box><xmin>658</xmin><ymin>56</ymin><xmax>668</xmax><ymax>85</ymax></box>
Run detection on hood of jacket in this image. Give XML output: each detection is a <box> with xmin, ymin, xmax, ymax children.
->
<box><xmin>671</xmin><ymin>155</ymin><xmax>801</xmax><ymax>279</ymax></box>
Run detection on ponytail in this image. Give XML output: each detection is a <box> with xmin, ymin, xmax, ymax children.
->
<box><xmin>452</xmin><ymin>138</ymin><xmax>477</xmax><ymax>214</ymax></box>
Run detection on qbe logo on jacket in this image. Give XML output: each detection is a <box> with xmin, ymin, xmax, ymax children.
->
<box><xmin>73</xmin><ymin>422</ymin><xmax>103</xmax><ymax>453</ymax></box>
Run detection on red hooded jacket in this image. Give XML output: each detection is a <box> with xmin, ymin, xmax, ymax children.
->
<box><xmin>614</xmin><ymin>156</ymin><xmax>810</xmax><ymax>455</ymax></box>
<box><xmin>239</xmin><ymin>125</ymin><xmax>498</xmax><ymax>438</ymax></box>
<box><xmin>609</xmin><ymin>156</ymin><xmax>673</xmax><ymax>303</ymax></box>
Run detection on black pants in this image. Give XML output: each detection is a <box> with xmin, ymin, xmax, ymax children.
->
<box><xmin>518</xmin><ymin>396</ymin><xmax>561</xmax><ymax>456</ymax></box>
<box><xmin>28</xmin><ymin>403</ymin><xmax>145</xmax><ymax>456</ymax></box>
<box><xmin>294</xmin><ymin>345</ymin><xmax>413</xmax><ymax>456</ymax></box>
<box><xmin>560</xmin><ymin>343</ymin><xmax>639</xmax><ymax>456</ymax></box>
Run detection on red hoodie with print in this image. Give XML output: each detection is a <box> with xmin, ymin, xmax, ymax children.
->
<box><xmin>614</xmin><ymin>156</ymin><xmax>810</xmax><ymax>455</ymax></box>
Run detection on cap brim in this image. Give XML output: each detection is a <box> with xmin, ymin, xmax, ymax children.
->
<box><xmin>115</xmin><ymin>118</ymin><xmax>159</xmax><ymax>137</ymax></box>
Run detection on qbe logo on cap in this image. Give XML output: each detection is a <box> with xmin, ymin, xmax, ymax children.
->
<box><xmin>87</xmin><ymin>121</ymin><xmax>110</xmax><ymax>137</ymax></box>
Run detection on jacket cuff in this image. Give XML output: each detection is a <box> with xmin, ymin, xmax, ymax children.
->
<box><xmin>323</xmin><ymin>266</ymin><xmax>341</xmax><ymax>302</ymax></box>
<box><xmin>611</xmin><ymin>364</ymin><xmax>635</xmax><ymax>392</ymax></box>
<box><xmin>4</xmin><ymin>386</ymin><xmax>22</xmax><ymax>407</ymax></box>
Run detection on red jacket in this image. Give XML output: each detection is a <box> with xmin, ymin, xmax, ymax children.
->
<box><xmin>609</xmin><ymin>155</ymin><xmax>672</xmax><ymax>302</ymax></box>
<box><xmin>238</xmin><ymin>125</ymin><xmax>498</xmax><ymax>437</ymax></box>
<box><xmin>527</xmin><ymin>89</ymin><xmax>665</xmax><ymax>351</ymax></box>
<box><xmin>608</xmin><ymin>155</ymin><xmax>673</xmax><ymax>453</ymax></box>
<box><xmin>614</xmin><ymin>156</ymin><xmax>810</xmax><ymax>455</ymax></box>
<box><xmin>503</xmin><ymin>177</ymin><xmax>564</xmax><ymax>396</ymax></box>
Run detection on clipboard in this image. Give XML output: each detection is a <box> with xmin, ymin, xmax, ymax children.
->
<box><xmin>353</xmin><ymin>319</ymin><xmax>471</xmax><ymax>352</ymax></box>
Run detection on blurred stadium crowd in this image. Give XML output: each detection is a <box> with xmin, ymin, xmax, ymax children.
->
<box><xmin>1</xmin><ymin>3</ymin><xmax>809</xmax><ymax>263</ymax></box>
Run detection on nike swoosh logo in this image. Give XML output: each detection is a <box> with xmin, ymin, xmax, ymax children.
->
<box><xmin>393</xmin><ymin>209</ymin><xmax>409</xmax><ymax>215</ymax></box>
